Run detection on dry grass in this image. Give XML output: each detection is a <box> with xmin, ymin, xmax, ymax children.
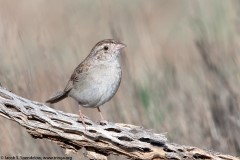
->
<box><xmin>0</xmin><ymin>0</ymin><xmax>239</xmax><ymax>159</ymax></box>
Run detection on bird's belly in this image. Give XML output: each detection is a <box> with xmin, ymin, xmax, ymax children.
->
<box><xmin>69</xmin><ymin>66</ymin><xmax>121</xmax><ymax>108</ymax></box>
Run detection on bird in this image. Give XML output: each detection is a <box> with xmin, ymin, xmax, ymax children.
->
<box><xmin>46</xmin><ymin>39</ymin><xmax>126</xmax><ymax>129</ymax></box>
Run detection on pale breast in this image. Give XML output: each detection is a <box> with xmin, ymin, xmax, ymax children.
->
<box><xmin>96</xmin><ymin>63</ymin><xmax>122</xmax><ymax>105</ymax></box>
<box><xmin>69</xmin><ymin>60</ymin><xmax>121</xmax><ymax>108</ymax></box>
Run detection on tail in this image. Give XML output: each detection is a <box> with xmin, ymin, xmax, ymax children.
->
<box><xmin>46</xmin><ymin>91</ymin><xmax>68</xmax><ymax>103</ymax></box>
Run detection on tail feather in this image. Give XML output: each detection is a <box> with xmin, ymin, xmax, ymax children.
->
<box><xmin>46</xmin><ymin>91</ymin><xmax>68</xmax><ymax>103</ymax></box>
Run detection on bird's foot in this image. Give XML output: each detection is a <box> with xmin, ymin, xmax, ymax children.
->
<box><xmin>97</xmin><ymin>120</ymin><xmax>109</xmax><ymax>126</ymax></box>
<box><xmin>78</xmin><ymin>110</ymin><xmax>89</xmax><ymax>131</ymax></box>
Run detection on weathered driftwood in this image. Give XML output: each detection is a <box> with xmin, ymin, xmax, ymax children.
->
<box><xmin>0</xmin><ymin>87</ymin><xmax>238</xmax><ymax>160</ymax></box>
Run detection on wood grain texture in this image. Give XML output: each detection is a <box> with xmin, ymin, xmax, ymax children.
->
<box><xmin>0</xmin><ymin>87</ymin><xmax>238</xmax><ymax>160</ymax></box>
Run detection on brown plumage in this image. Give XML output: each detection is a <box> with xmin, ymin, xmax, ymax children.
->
<box><xmin>46</xmin><ymin>39</ymin><xmax>126</xmax><ymax>129</ymax></box>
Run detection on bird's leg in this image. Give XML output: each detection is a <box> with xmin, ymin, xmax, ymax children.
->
<box><xmin>79</xmin><ymin>105</ymin><xmax>87</xmax><ymax>130</ymax></box>
<box><xmin>97</xmin><ymin>107</ymin><xmax>108</xmax><ymax>125</ymax></box>
<box><xmin>97</xmin><ymin>107</ymin><xmax>104</xmax><ymax>121</ymax></box>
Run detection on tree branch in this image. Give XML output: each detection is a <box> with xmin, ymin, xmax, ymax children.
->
<box><xmin>0</xmin><ymin>87</ymin><xmax>238</xmax><ymax>160</ymax></box>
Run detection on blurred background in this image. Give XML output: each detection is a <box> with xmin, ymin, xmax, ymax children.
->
<box><xmin>0</xmin><ymin>0</ymin><xmax>239</xmax><ymax>159</ymax></box>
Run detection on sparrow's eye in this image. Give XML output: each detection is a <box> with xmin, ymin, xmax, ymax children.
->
<box><xmin>103</xmin><ymin>46</ymin><xmax>108</xmax><ymax>51</ymax></box>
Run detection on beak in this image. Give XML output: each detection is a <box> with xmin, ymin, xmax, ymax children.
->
<box><xmin>115</xmin><ymin>43</ymin><xmax>126</xmax><ymax>50</ymax></box>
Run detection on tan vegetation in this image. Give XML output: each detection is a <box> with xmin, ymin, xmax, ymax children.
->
<box><xmin>0</xmin><ymin>0</ymin><xmax>239</xmax><ymax>159</ymax></box>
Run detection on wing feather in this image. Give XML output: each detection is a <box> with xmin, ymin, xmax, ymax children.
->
<box><xmin>64</xmin><ymin>61</ymin><xmax>91</xmax><ymax>92</ymax></box>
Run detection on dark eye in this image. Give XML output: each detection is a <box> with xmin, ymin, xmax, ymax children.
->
<box><xmin>103</xmin><ymin>46</ymin><xmax>108</xmax><ymax>51</ymax></box>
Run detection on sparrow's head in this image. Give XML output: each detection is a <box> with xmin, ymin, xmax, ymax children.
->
<box><xmin>89</xmin><ymin>39</ymin><xmax>126</xmax><ymax>62</ymax></box>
